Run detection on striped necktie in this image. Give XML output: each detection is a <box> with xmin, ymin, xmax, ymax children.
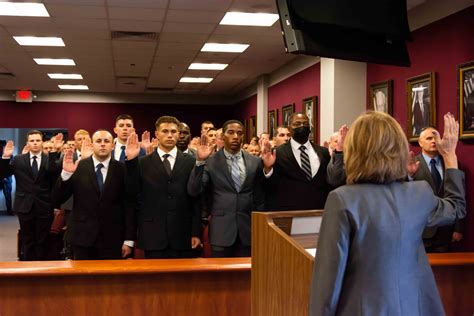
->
<box><xmin>230</xmin><ymin>156</ymin><xmax>241</xmax><ymax>192</ymax></box>
<box><xmin>299</xmin><ymin>146</ymin><xmax>312</xmax><ymax>181</ymax></box>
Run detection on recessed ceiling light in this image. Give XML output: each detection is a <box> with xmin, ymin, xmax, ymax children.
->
<box><xmin>48</xmin><ymin>73</ymin><xmax>83</xmax><ymax>80</ymax></box>
<box><xmin>0</xmin><ymin>2</ymin><xmax>50</xmax><ymax>17</ymax></box>
<box><xmin>179</xmin><ymin>77</ymin><xmax>213</xmax><ymax>83</ymax></box>
<box><xmin>14</xmin><ymin>36</ymin><xmax>65</xmax><ymax>47</ymax></box>
<box><xmin>188</xmin><ymin>63</ymin><xmax>228</xmax><ymax>70</ymax></box>
<box><xmin>58</xmin><ymin>84</ymin><xmax>89</xmax><ymax>90</ymax></box>
<box><xmin>34</xmin><ymin>58</ymin><xmax>75</xmax><ymax>66</ymax></box>
<box><xmin>220</xmin><ymin>12</ymin><xmax>279</xmax><ymax>27</ymax></box>
<box><xmin>201</xmin><ymin>43</ymin><xmax>249</xmax><ymax>53</ymax></box>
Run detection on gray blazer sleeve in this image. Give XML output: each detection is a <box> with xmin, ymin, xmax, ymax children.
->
<box><xmin>327</xmin><ymin>152</ymin><xmax>346</xmax><ymax>187</ymax></box>
<box><xmin>309</xmin><ymin>191</ymin><xmax>350</xmax><ymax>316</ymax></box>
<box><xmin>426</xmin><ymin>168</ymin><xmax>466</xmax><ymax>227</ymax></box>
<box><xmin>187</xmin><ymin>164</ymin><xmax>210</xmax><ymax>197</ymax></box>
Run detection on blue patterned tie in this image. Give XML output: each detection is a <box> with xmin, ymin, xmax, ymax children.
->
<box><xmin>119</xmin><ymin>145</ymin><xmax>126</xmax><ymax>162</ymax></box>
<box><xmin>231</xmin><ymin>156</ymin><xmax>241</xmax><ymax>192</ymax></box>
<box><xmin>96</xmin><ymin>163</ymin><xmax>104</xmax><ymax>193</ymax></box>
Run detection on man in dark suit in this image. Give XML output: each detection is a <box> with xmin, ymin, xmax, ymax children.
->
<box><xmin>410</xmin><ymin>127</ymin><xmax>464</xmax><ymax>252</ymax></box>
<box><xmin>412</xmin><ymin>88</ymin><xmax>430</xmax><ymax>135</ymax></box>
<box><xmin>188</xmin><ymin>120</ymin><xmax>265</xmax><ymax>257</ymax></box>
<box><xmin>0</xmin><ymin>130</ymin><xmax>60</xmax><ymax>260</ymax></box>
<box><xmin>53</xmin><ymin>130</ymin><xmax>135</xmax><ymax>260</ymax></box>
<box><xmin>262</xmin><ymin>113</ymin><xmax>345</xmax><ymax>211</ymax></box>
<box><xmin>126</xmin><ymin>116</ymin><xmax>201</xmax><ymax>259</ymax></box>
<box><xmin>112</xmin><ymin>114</ymin><xmax>146</xmax><ymax>161</ymax></box>
<box><xmin>177</xmin><ymin>122</ymin><xmax>196</xmax><ymax>157</ymax></box>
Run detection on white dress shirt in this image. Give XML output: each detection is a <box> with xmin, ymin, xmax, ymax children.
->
<box><xmin>113</xmin><ymin>140</ymin><xmax>127</xmax><ymax>161</ymax></box>
<box><xmin>29</xmin><ymin>152</ymin><xmax>42</xmax><ymax>168</ymax></box>
<box><xmin>157</xmin><ymin>146</ymin><xmax>177</xmax><ymax>170</ymax></box>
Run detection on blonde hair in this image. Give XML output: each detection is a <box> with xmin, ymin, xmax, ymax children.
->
<box><xmin>74</xmin><ymin>129</ymin><xmax>90</xmax><ymax>137</ymax></box>
<box><xmin>344</xmin><ymin>111</ymin><xmax>408</xmax><ymax>184</ymax></box>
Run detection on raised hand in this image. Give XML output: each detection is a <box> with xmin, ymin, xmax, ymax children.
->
<box><xmin>81</xmin><ymin>137</ymin><xmax>93</xmax><ymax>159</ymax></box>
<box><xmin>261</xmin><ymin>139</ymin><xmax>276</xmax><ymax>172</ymax></box>
<box><xmin>140</xmin><ymin>131</ymin><xmax>152</xmax><ymax>150</ymax></box>
<box><xmin>62</xmin><ymin>149</ymin><xmax>79</xmax><ymax>173</ymax></box>
<box><xmin>2</xmin><ymin>140</ymin><xmax>14</xmax><ymax>158</ymax></box>
<box><xmin>196</xmin><ymin>134</ymin><xmax>215</xmax><ymax>161</ymax></box>
<box><xmin>126</xmin><ymin>132</ymin><xmax>141</xmax><ymax>160</ymax></box>
<box><xmin>434</xmin><ymin>113</ymin><xmax>459</xmax><ymax>168</ymax></box>
<box><xmin>407</xmin><ymin>151</ymin><xmax>420</xmax><ymax>178</ymax></box>
<box><xmin>52</xmin><ymin>133</ymin><xmax>64</xmax><ymax>152</ymax></box>
<box><xmin>22</xmin><ymin>144</ymin><xmax>29</xmax><ymax>154</ymax></box>
<box><xmin>335</xmin><ymin>125</ymin><xmax>349</xmax><ymax>152</ymax></box>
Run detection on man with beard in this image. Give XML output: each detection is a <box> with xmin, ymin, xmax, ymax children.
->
<box><xmin>262</xmin><ymin>113</ymin><xmax>345</xmax><ymax>211</ymax></box>
<box><xmin>188</xmin><ymin>120</ymin><xmax>264</xmax><ymax>257</ymax></box>
<box><xmin>176</xmin><ymin>122</ymin><xmax>196</xmax><ymax>157</ymax></box>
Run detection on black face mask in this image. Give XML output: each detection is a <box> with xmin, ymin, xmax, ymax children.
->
<box><xmin>292</xmin><ymin>126</ymin><xmax>311</xmax><ymax>144</ymax></box>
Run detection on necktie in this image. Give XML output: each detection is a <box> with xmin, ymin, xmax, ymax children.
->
<box><xmin>299</xmin><ymin>146</ymin><xmax>312</xmax><ymax>181</ymax></box>
<box><xmin>430</xmin><ymin>158</ymin><xmax>442</xmax><ymax>193</ymax></box>
<box><xmin>31</xmin><ymin>156</ymin><xmax>38</xmax><ymax>178</ymax></box>
<box><xmin>162</xmin><ymin>154</ymin><xmax>172</xmax><ymax>176</ymax></box>
<box><xmin>96</xmin><ymin>163</ymin><xmax>104</xmax><ymax>193</ymax></box>
<box><xmin>231</xmin><ymin>156</ymin><xmax>241</xmax><ymax>192</ymax></box>
<box><xmin>119</xmin><ymin>145</ymin><xmax>126</xmax><ymax>162</ymax></box>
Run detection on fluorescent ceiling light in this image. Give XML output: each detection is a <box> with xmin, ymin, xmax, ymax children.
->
<box><xmin>14</xmin><ymin>36</ymin><xmax>65</xmax><ymax>47</ymax></box>
<box><xmin>0</xmin><ymin>2</ymin><xmax>50</xmax><ymax>17</ymax></box>
<box><xmin>58</xmin><ymin>85</ymin><xmax>89</xmax><ymax>90</ymax></box>
<box><xmin>179</xmin><ymin>77</ymin><xmax>213</xmax><ymax>83</ymax></box>
<box><xmin>34</xmin><ymin>58</ymin><xmax>75</xmax><ymax>66</ymax></box>
<box><xmin>201</xmin><ymin>43</ymin><xmax>249</xmax><ymax>53</ymax></box>
<box><xmin>220</xmin><ymin>12</ymin><xmax>279</xmax><ymax>26</ymax></box>
<box><xmin>48</xmin><ymin>73</ymin><xmax>83</xmax><ymax>80</ymax></box>
<box><xmin>188</xmin><ymin>63</ymin><xmax>228</xmax><ymax>70</ymax></box>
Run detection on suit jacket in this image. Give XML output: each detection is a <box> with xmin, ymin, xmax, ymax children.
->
<box><xmin>53</xmin><ymin>157</ymin><xmax>136</xmax><ymax>249</ymax></box>
<box><xmin>265</xmin><ymin>141</ymin><xmax>343</xmax><ymax>211</ymax></box>
<box><xmin>310</xmin><ymin>169</ymin><xmax>466</xmax><ymax>316</ymax></box>
<box><xmin>0</xmin><ymin>153</ymin><xmax>59</xmax><ymax>217</ymax></box>
<box><xmin>187</xmin><ymin>150</ymin><xmax>265</xmax><ymax>247</ymax></box>
<box><xmin>414</xmin><ymin>154</ymin><xmax>464</xmax><ymax>240</ymax></box>
<box><xmin>126</xmin><ymin>150</ymin><xmax>201</xmax><ymax>251</ymax></box>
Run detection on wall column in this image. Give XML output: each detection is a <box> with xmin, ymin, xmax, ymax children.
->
<box><xmin>320</xmin><ymin>58</ymin><xmax>367</xmax><ymax>143</ymax></box>
<box><xmin>256</xmin><ymin>75</ymin><xmax>269</xmax><ymax>135</ymax></box>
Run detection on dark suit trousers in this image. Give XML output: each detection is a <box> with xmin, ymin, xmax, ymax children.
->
<box><xmin>72</xmin><ymin>244</ymin><xmax>122</xmax><ymax>260</ymax></box>
<box><xmin>18</xmin><ymin>212</ymin><xmax>53</xmax><ymax>261</ymax></box>
<box><xmin>211</xmin><ymin>235</ymin><xmax>250</xmax><ymax>258</ymax></box>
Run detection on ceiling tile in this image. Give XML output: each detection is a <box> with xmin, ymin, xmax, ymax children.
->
<box><xmin>162</xmin><ymin>22</ymin><xmax>215</xmax><ymax>34</ymax></box>
<box><xmin>108</xmin><ymin>7</ymin><xmax>166</xmax><ymax>21</ymax></box>
<box><xmin>166</xmin><ymin>10</ymin><xmax>224</xmax><ymax>24</ymax></box>
<box><xmin>169</xmin><ymin>0</ymin><xmax>232</xmax><ymax>11</ymax></box>
<box><xmin>52</xmin><ymin>18</ymin><xmax>109</xmax><ymax>30</ymax></box>
<box><xmin>107</xmin><ymin>0</ymin><xmax>168</xmax><ymax>9</ymax></box>
<box><xmin>109</xmin><ymin>20</ymin><xmax>163</xmax><ymax>32</ymax></box>
<box><xmin>46</xmin><ymin>4</ymin><xmax>107</xmax><ymax>19</ymax></box>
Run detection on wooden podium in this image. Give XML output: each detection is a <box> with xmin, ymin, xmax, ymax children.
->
<box><xmin>251</xmin><ymin>211</ymin><xmax>474</xmax><ymax>316</ymax></box>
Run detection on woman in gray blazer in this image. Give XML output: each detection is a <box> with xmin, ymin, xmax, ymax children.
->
<box><xmin>309</xmin><ymin>112</ymin><xmax>465</xmax><ymax>316</ymax></box>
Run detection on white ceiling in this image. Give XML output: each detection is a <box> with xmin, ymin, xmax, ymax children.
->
<box><xmin>0</xmin><ymin>0</ymin><xmax>297</xmax><ymax>96</ymax></box>
<box><xmin>0</xmin><ymin>0</ymin><xmax>469</xmax><ymax>99</ymax></box>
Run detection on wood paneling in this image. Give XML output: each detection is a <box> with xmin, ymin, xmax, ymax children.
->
<box><xmin>0</xmin><ymin>258</ymin><xmax>251</xmax><ymax>316</ymax></box>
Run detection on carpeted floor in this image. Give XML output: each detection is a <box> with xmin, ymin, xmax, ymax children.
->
<box><xmin>0</xmin><ymin>215</ymin><xmax>19</xmax><ymax>261</ymax></box>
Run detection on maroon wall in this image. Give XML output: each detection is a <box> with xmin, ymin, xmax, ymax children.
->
<box><xmin>367</xmin><ymin>6</ymin><xmax>474</xmax><ymax>251</ymax></box>
<box><xmin>0</xmin><ymin>101</ymin><xmax>235</xmax><ymax>137</ymax></box>
<box><xmin>235</xmin><ymin>63</ymin><xmax>321</xmax><ymax>127</ymax></box>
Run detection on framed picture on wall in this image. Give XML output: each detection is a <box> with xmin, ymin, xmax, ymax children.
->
<box><xmin>282</xmin><ymin>103</ymin><xmax>295</xmax><ymax>128</ymax></box>
<box><xmin>369</xmin><ymin>80</ymin><xmax>393</xmax><ymax>115</ymax></box>
<box><xmin>302</xmin><ymin>96</ymin><xmax>318</xmax><ymax>143</ymax></box>
<box><xmin>267</xmin><ymin>109</ymin><xmax>278</xmax><ymax>138</ymax></box>
<box><xmin>406</xmin><ymin>72</ymin><xmax>436</xmax><ymax>141</ymax></box>
<box><xmin>249</xmin><ymin>115</ymin><xmax>257</xmax><ymax>140</ymax></box>
<box><xmin>458</xmin><ymin>60</ymin><xmax>474</xmax><ymax>139</ymax></box>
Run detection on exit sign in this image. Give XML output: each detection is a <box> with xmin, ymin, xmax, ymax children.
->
<box><xmin>16</xmin><ymin>90</ymin><xmax>33</xmax><ymax>103</ymax></box>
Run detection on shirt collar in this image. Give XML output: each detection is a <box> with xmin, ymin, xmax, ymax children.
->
<box><xmin>29</xmin><ymin>152</ymin><xmax>41</xmax><ymax>159</ymax></box>
<box><xmin>223</xmin><ymin>148</ymin><xmax>242</xmax><ymax>159</ymax></box>
<box><xmin>115</xmin><ymin>139</ymin><xmax>126</xmax><ymax>149</ymax></box>
<box><xmin>157</xmin><ymin>146</ymin><xmax>177</xmax><ymax>159</ymax></box>
<box><xmin>290</xmin><ymin>138</ymin><xmax>311</xmax><ymax>151</ymax></box>
<box><xmin>92</xmin><ymin>155</ymin><xmax>111</xmax><ymax>169</ymax></box>
<box><xmin>422</xmin><ymin>152</ymin><xmax>440</xmax><ymax>165</ymax></box>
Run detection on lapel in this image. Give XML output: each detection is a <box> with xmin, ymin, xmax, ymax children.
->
<box><xmin>22</xmin><ymin>153</ymin><xmax>34</xmax><ymax>180</ymax></box>
<box><xmin>283</xmin><ymin>141</ymin><xmax>310</xmax><ymax>180</ymax></box>
<box><xmin>36</xmin><ymin>153</ymin><xmax>48</xmax><ymax>181</ymax></box>
<box><xmin>416</xmin><ymin>155</ymin><xmax>436</xmax><ymax>191</ymax></box>
<box><xmin>216</xmin><ymin>150</ymin><xmax>236</xmax><ymax>191</ymax></box>
<box><xmin>84</xmin><ymin>157</ymin><xmax>101</xmax><ymax>195</ymax></box>
<box><xmin>172</xmin><ymin>150</ymin><xmax>185</xmax><ymax>178</ymax></box>
<box><xmin>102</xmin><ymin>158</ymin><xmax>116</xmax><ymax>194</ymax></box>
<box><xmin>150</xmin><ymin>150</ymin><xmax>169</xmax><ymax>178</ymax></box>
